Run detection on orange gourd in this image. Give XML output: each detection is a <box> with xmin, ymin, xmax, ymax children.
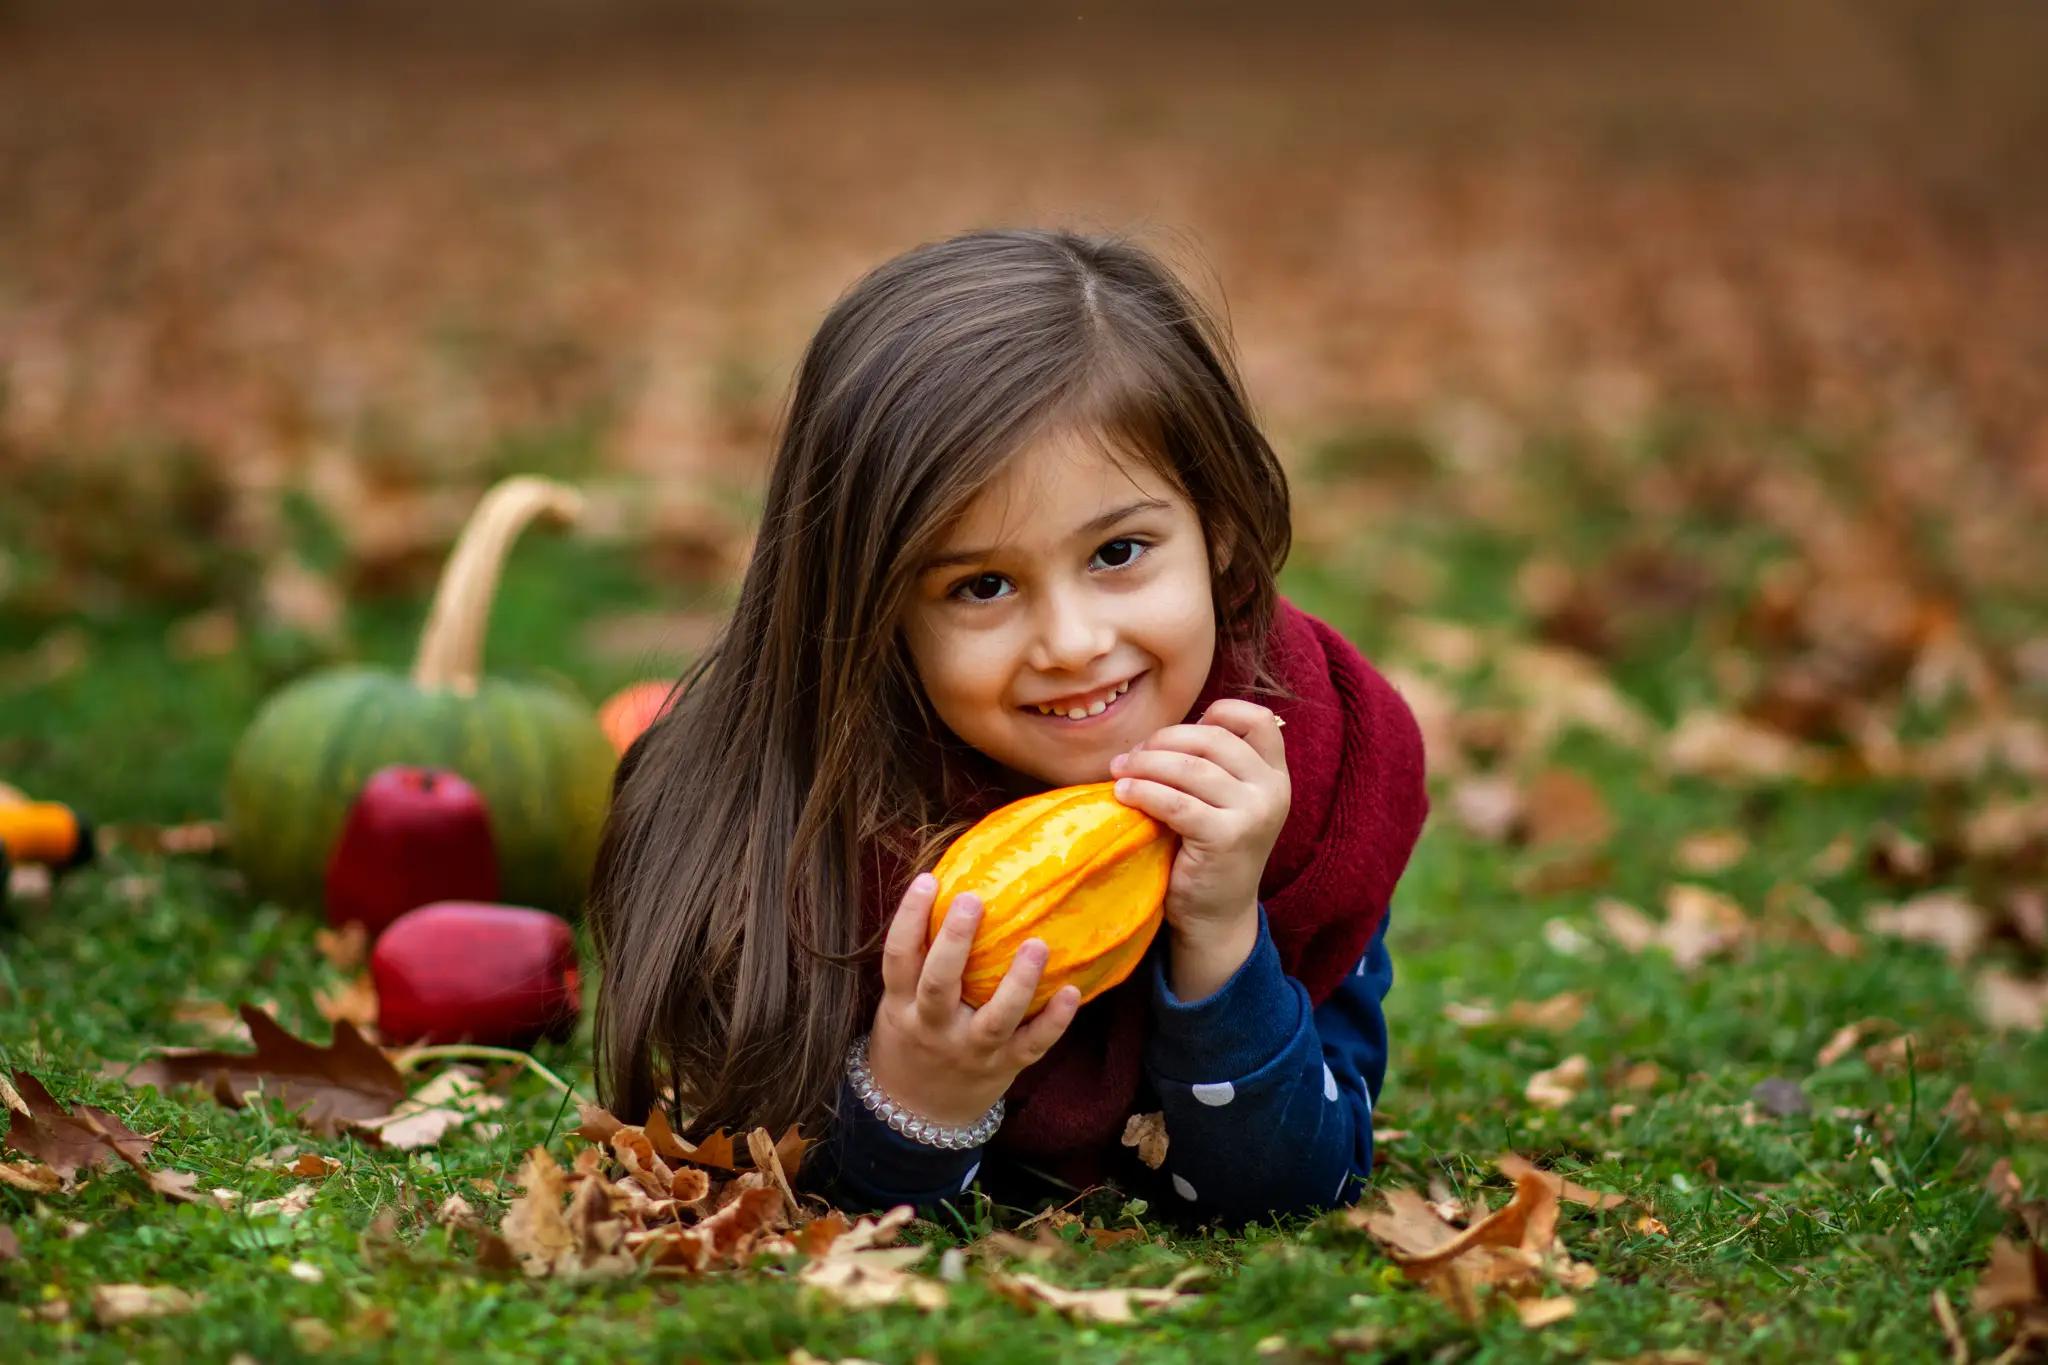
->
<box><xmin>597</xmin><ymin>679</ymin><xmax>677</xmax><ymax>755</ymax></box>
<box><xmin>927</xmin><ymin>782</ymin><xmax>1176</xmax><ymax>1015</ymax></box>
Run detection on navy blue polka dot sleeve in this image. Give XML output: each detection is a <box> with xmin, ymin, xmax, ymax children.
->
<box><xmin>1142</xmin><ymin>902</ymin><xmax>1392</xmax><ymax>1223</ymax></box>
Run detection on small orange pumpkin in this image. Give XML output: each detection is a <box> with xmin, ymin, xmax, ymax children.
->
<box><xmin>597</xmin><ymin>679</ymin><xmax>677</xmax><ymax>755</ymax></box>
<box><xmin>928</xmin><ymin>782</ymin><xmax>1176</xmax><ymax>1015</ymax></box>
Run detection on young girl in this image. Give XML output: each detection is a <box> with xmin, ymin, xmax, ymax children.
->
<box><xmin>588</xmin><ymin>227</ymin><xmax>1428</xmax><ymax>1227</ymax></box>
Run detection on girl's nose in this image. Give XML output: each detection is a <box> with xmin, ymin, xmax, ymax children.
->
<box><xmin>1031</xmin><ymin>618</ymin><xmax>1116</xmax><ymax>673</ymax></box>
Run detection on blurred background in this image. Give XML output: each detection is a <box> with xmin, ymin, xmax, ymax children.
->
<box><xmin>3</xmin><ymin>0</ymin><xmax>2046</xmax><ymax>809</ymax></box>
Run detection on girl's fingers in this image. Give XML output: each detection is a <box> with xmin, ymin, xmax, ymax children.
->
<box><xmin>880</xmin><ymin>872</ymin><xmax>937</xmax><ymax>1001</ymax></box>
<box><xmin>914</xmin><ymin>891</ymin><xmax>982</xmax><ymax>1025</ymax></box>
<box><xmin>1112</xmin><ymin>776</ymin><xmax>1225</xmax><ymax>841</ymax></box>
<box><xmin>1008</xmin><ymin>984</ymin><xmax>1083</xmax><ymax>1066</ymax></box>
<box><xmin>1199</xmin><ymin>699</ymin><xmax>1290</xmax><ymax>777</ymax></box>
<box><xmin>969</xmin><ymin>938</ymin><xmax>1049</xmax><ymax>1043</ymax></box>
<box><xmin>1127</xmin><ymin>718</ymin><xmax>1266</xmax><ymax>784</ymax></box>
<box><xmin>1112</xmin><ymin>747</ymin><xmax>1237</xmax><ymax>808</ymax></box>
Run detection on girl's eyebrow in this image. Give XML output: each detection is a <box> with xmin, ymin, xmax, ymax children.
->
<box><xmin>920</xmin><ymin>498</ymin><xmax>1172</xmax><ymax>574</ymax></box>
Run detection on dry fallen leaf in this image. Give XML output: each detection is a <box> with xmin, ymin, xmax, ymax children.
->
<box><xmin>1970</xmin><ymin>1236</ymin><xmax>2048</xmax><ymax>1353</ymax></box>
<box><xmin>1521</xmin><ymin>769</ymin><xmax>1613</xmax><ymax>849</ymax></box>
<box><xmin>0</xmin><ymin>1160</ymin><xmax>63</xmax><ymax>1193</ymax></box>
<box><xmin>3</xmin><ymin>1070</ymin><xmax>154</xmax><ymax>1184</ymax></box>
<box><xmin>1865</xmin><ymin>892</ymin><xmax>1990</xmax><ymax>965</ymax></box>
<box><xmin>352</xmin><ymin>1068</ymin><xmax>506</xmax><ymax>1150</ymax></box>
<box><xmin>314</xmin><ymin>922</ymin><xmax>369</xmax><ymax>972</ymax></box>
<box><xmin>984</xmin><ymin>1266</ymin><xmax>1207</xmax><ymax>1325</ymax></box>
<box><xmin>1975</xmin><ymin>970</ymin><xmax>2048</xmax><ymax>1034</ymax></box>
<box><xmin>314</xmin><ymin>972</ymin><xmax>380</xmax><ymax>1033</ymax></box>
<box><xmin>1122</xmin><ymin>1111</ymin><xmax>1169</xmax><ymax>1169</ymax></box>
<box><xmin>1525</xmin><ymin>1056</ymin><xmax>1591</xmax><ymax>1109</ymax></box>
<box><xmin>1444</xmin><ymin>992</ymin><xmax>1589</xmax><ymax>1033</ymax></box>
<box><xmin>1352</xmin><ymin>1157</ymin><xmax>1599</xmax><ymax>1323</ymax></box>
<box><xmin>112</xmin><ymin>1005</ymin><xmax>406</xmax><ymax>1138</ymax></box>
<box><xmin>1674</xmin><ymin>828</ymin><xmax>1749</xmax><ymax>874</ymax></box>
<box><xmin>91</xmin><ymin>1283</ymin><xmax>201</xmax><ymax>1326</ymax></box>
<box><xmin>1665</xmin><ymin>708</ymin><xmax>1828</xmax><ymax>782</ymax></box>
<box><xmin>249</xmin><ymin>1182</ymin><xmax>319</xmax><ymax>1218</ymax></box>
<box><xmin>1596</xmin><ymin>886</ymin><xmax>1751</xmax><ymax>971</ymax></box>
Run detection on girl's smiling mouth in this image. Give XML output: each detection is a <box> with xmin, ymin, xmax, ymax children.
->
<box><xmin>1020</xmin><ymin>670</ymin><xmax>1146</xmax><ymax>728</ymax></box>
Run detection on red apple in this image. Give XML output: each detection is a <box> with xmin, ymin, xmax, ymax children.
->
<box><xmin>324</xmin><ymin>766</ymin><xmax>498</xmax><ymax>935</ymax></box>
<box><xmin>371</xmin><ymin>901</ymin><xmax>580</xmax><ymax>1046</ymax></box>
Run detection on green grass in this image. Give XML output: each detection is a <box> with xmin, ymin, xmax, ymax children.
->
<box><xmin>3</xmin><ymin>427</ymin><xmax>2044</xmax><ymax>1362</ymax></box>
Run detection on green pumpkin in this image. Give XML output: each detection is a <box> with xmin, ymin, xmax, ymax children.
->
<box><xmin>225</xmin><ymin>477</ymin><xmax>618</xmax><ymax>916</ymax></box>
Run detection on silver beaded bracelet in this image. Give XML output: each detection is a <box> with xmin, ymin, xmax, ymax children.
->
<box><xmin>844</xmin><ymin>1032</ymin><xmax>1004</xmax><ymax>1150</ymax></box>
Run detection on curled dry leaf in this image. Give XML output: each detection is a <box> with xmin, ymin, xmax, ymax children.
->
<box><xmin>249</xmin><ymin>1182</ymin><xmax>319</xmax><ymax>1217</ymax></box>
<box><xmin>1494</xmin><ymin>1154</ymin><xmax>1629</xmax><ymax>1210</ymax></box>
<box><xmin>1351</xmin><ymin>1158</ymin><xmax>1599</xmax><ymax>1323</ymax></box>
<box><xmin>353</xmin><ymin>1068</ymin><xmax>506</xmax><ymax>1150</ymax></box>
<box><xmin>747</xmin><ymin>1125</ymin><xmax>802</xmax><ymax>1221</ymax></box>
<box><xmin>1122</xmin><ymin>1111</ymin><xmax>1169</xmax><ymax>1169</ymax></box>
<box><xmin>0</xmin><ymin>1160</ymin><xmax>64</xmax><ymax>1193</ymax></box>
<box><xmin>797</xmin><ymin>1242</ymin><xmax>946</xmax><ymax>1312</ymax></box>
<box><xmin>985</xmin><ymin>1266</ymin><xmax>1208</xmax><ymax>1325</ymax></box>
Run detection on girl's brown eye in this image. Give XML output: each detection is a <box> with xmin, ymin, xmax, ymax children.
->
<box><xmin>1096</xmin><ymin>537</ymin><xmax>1141</xmax><ymax>569</ymax></box>
<box><xmin>950</xmin><ymin>573</ymin><xmax>1007</xmax><ymax>601</ymax></box>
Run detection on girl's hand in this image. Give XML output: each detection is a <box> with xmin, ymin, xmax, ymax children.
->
<box><xmin>864</xmin><ymin>872</ymin><xmax>1083</xmax><ymax>1129</ymax></box>
<box><xmin>1109</xmin><ymin>699</ymin><xmax>1291</xmax><ymax>942</ymax></box>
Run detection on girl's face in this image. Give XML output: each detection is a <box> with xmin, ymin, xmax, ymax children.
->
<box><xmin>901</xmin><ymin>428</ymin><xmax>1218</xmax><ymax>790</ymax></box>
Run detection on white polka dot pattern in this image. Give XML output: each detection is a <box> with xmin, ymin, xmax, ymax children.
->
<box><xmin>1323</xmin><ymin>1062</ymin><xmax>1338</xmax><ymax>1101</ymax></box>
<box><xmin>1171</xmin><ymin>1173</ymin><xmax>1198</xmax><ymax>1201</ymax></box>
<box><xmin>960</xmin><ymin>1161</ymin><xmax>979</xmax><ymax>1193</ymax></box>
<box><xmin>1190</xmin><ymin>1081</ymin><xmax>1235</xmax><ymax>1106</ymax></box>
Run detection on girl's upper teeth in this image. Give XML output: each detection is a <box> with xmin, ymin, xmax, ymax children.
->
<box><xmin>1035</xmin><ymin>677</ymin><xmax>1131</xmax><ymax>718</ymax></box>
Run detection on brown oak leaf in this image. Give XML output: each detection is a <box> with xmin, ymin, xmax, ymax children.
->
<box><xmin>4</xmin><ymin>1070</ymin><xmax>154</xmax><ymax>1184</ymax></box>
<box><xmin>111</xmin><ymin>1005</ymin><xmax>405</xmax><ymax>1138</ymax></box>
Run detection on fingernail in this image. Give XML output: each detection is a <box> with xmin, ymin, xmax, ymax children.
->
<box><xmin>913</xmin><ymin>873</ymin><xmax>936</xmax><ymax>893</ymax></box>
<box><xmin>1113</xmin><ymin>778</ymin><xmax>1131</xmax><ymax>798</ymax></box>
<box><xmin>1110</xmin><ymin>753</ymin><xmax>1127</xmax><ymax>772</ymax></box>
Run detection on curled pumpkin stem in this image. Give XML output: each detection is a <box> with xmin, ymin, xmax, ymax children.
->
<box><xmin>412</xmin><ymin>475</ymin><xmax>585</xmax><ymax>696</ymax></box>
<box><xmin>389</xmin><ymin>1043</ymin><xmax>590</xmax><ymax>1105</ymax></box>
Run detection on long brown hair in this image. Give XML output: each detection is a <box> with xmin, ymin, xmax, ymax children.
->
<box><xmin>587</xmin><ymin>226</ymin><xmax>1296</xmax><ymax>1137</ymax></box>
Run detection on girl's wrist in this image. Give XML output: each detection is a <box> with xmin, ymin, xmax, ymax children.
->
<box><xmin>1168</xmin><ymin>907</ymin><xmax>1260</xmax><ymax>1001</ymax></box>
<box><xmin>862</xmin><ymin>1024</ymin><xmax>1003</xmax><ymax>1126</ymax></box>
<box><xmin>846</xmin><ymin>1032</ymin><xmax>1004</xmax><ymax>1148</ymax></box>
